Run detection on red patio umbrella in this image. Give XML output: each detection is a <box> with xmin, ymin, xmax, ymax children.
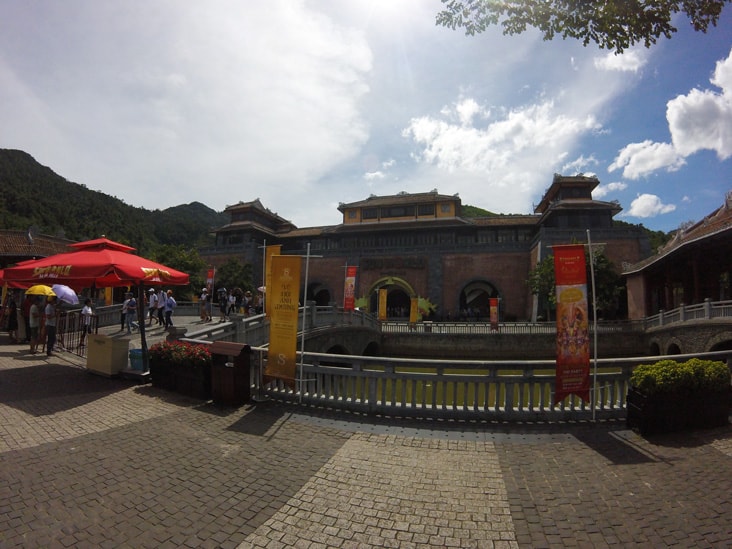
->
<box><xmin>2</xmin><ymin>237</ymin><xmax>189</xmax><ymax>289</ymax></box>
<box><xmin>3</xmin><ymin>238</ymin><xmax>190</xmax><ymax>370</ymax></box>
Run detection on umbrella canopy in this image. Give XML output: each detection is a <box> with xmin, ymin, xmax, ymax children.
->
<box><xmin>2</xmin><ymin>237</ymin><xmax>189</xmax><ymax>288</ymax></box>
<box><xmin>25</xmin><ymin>284</ymin><xmax>56</xmax><ymax>296</ymax></box>
<box><xmin>52</xmin><ymin>284</ymin><xmax>80</xmax><ymax>305</ymax></box>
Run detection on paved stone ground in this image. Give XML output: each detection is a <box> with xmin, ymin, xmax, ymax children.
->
<box><xmin>1</xmin><ymin>331</ymin><xmax>731</xmax><ymax>548</ymax></box>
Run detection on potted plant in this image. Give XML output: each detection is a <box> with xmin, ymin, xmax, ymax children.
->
<box><xmin>149</xmin><ymin>341</ymin><xmax>212</xmax><ymax>399</ymax></box>
<box><xmin>627</xmin><ymin>358</ymin><xmax>731</xmax><ymax>435</ymax></box>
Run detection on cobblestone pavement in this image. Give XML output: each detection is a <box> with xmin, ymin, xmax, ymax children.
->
<box><xmin>1</xmin><ymin>334</ymin><xmax>731</xmax><ymax>548</ymax></box>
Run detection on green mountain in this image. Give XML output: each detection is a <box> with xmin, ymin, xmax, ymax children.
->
<box><xmin>0</xmin><ymin>149</ymin><xmax>227</xmax><ymax>252</ymax></box>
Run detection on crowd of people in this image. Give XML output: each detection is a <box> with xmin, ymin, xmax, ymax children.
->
<box><xmin>199</xmin><ymin>286</ymin><xmax>262</xmax><ymax>323</ymax></box>
<box><xmin>2</xmin><ymin>282</ymin><xmax>265</xmax><ymax>356</ymax></box>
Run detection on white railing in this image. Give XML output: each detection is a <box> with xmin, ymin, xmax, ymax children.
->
<box><xmin>250</xmin><ymin>349</ymin><xmax>732</xmax><ymax>421</ymax></box>
<box><xmin>644</xmin><ymin>299</ymin><xmax>732</xmax><ymax>328</ymax></box>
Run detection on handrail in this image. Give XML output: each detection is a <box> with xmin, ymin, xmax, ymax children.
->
<box><xmin>241</xmin><ymin>347</ymin><xmax>732</xmax><ymax>421</ymax></box>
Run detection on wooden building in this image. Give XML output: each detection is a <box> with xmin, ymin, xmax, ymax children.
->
<box><xmin>201</xmin><ymin>175</ymin><xmax>650</xmax><ymax>321</ymax></box>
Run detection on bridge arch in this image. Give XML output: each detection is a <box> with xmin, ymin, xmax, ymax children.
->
<box><xmin>458</xmin><ymin>279</ymin><xmax>500</xmax><ymax>320</ymax></box>
<box><xmin>708</xmin><ymin>331</ymin><xmax>732</xmax><ymax>352</ymax></box>
<box><xmin>366</xmin><ymin>276</ymin><xmax>417</xmax><ymax>319</ymax></box>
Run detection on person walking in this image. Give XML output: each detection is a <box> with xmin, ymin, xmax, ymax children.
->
<box><xmin>147</xmin><ymin>288</ymin><xmax>158</xmax><ymax>326</ymax></box>
<box><xmin>44</xmin><ymin>296</ymin><xmax>58</xmax><ymax>356</ymax></box>
<box><xmin>164</xmin><ymin>290</ymin><xmax>176</xmax><ymax>328</ymax></box>
<box><xmin>28</xmin><ymin>297</ymin><xmax>41</xmax><ymax>354</ymax></box>
<box><xmin>157</xmin><ymin>289</ymin><xmax>166</xmax><ymax>326</ymax></box>
<box><xmin>199</xmin><ymin>288</ymin><xmax>210</xmax><ymax>322</ymax></box>
<box><xmin>120</xmin><ymin>294</ymin><xmax>129</xmax><ymax>331</ymax></box>
<box><xmin>125</xmin><ymin>292</ymin><xmax>138</xmax><ymax>334</ymax></box>
<box><xmin>5</xmin><ymin>295</ymin><xmax>18</xmax><ymax>343</ymax></box>
<box><xmin>21</xmin><ymin>294</ymin><xmax>32</xmax><ymax>343</ymax></box>
<box><xmin>80</xmin><ymin>298</ymin><xmax>93</xmax><ymax>347</ymax></box>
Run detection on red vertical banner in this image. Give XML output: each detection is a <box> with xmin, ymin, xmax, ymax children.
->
<box><xmin>343</xmin><ymin>266</ymin><xmax>357</xmax><ymax>311</ymax></box>
<box><xmin>206</xmin><ymin>268</ymin><xmax>215</xmax><ymax>287</ymax></box>
<box><xmin>489</xmin><ymin>297</ymin><xmax>499</xmax><ymax>332</ymax></box>
<box><xmin>378</xmin><ymin>288</ymin><xmax>387</xmax><ymax>320</ymax></box>
<box><xmin>553</xmin><ymin>245</ymin><xmax>590</xmax><ymax>404</ymax></box>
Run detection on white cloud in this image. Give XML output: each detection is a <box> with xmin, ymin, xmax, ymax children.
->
<box><xmin>592</xmin><ymin>181</ymin><xmax>628</xmax><ymax>198</ymax></box>
<box><xmin>608</xmin><ymin>140</ymin><xmax>685</xmax><ymax>179</ymax></box>
<box><xmin>610</xmin><ymin>48</ymin><xmax>732</xmax><ymax>179</ymax></box>
<box><xmin>625</xmin><ymin>194</ymin><xmax>676</xmax><ymax>218</ymax></box>
<box><xmin>561</xmin><ymin>154</ymin><xmax>598</xmax><ymax>174</ymax></box>
<box><xmin>364</xmin><ymin>171</ymin><xmax>385</xmax><ymax>180</ymax></box>
<box><xmin>667</xmin><ymin>48</ymin><xmax>732</xmax><ymax>159</ymax></box>
<box><xmin>594</xmin><ymin>49</ymin><xmax>647</xmax><ymax>73</ymax></box>
<box><xmin>404</xmin><ymin>97</ymin><xmax>599</xmax><ymax>171</ymax></box>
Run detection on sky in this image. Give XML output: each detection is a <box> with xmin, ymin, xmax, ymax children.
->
<box><xmin>0</xmin><ymin>1</ymin><xmax>730</xmax><ymax>233</ymax></box>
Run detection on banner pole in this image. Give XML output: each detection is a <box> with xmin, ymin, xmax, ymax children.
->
<box><xmin>299</xmin><ymin>243</ymin><xmax>311</xmax><ymax>403</ymax></box>
<box><xmin>587</xmin><ymin>229</ymin><xmax>599</xmax><ymax>421</ymax></box>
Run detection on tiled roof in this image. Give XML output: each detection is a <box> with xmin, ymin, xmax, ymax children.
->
<box><xmin>338</xmin><ymin>191</ymin><xmax>460</xmax><ymax>211</ymax></box>
<box><xmin>0</xmin><ymin>230</ymin><xmax>75</xmax><ymax>263</ymax></box>
<box><xmin>622</xmin><ymin>197</ymin><xmax>732</xmax><ymax>274</ymax></box>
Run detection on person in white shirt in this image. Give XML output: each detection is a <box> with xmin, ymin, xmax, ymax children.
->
<box><xmin>147</xmin><ymin>288</ymin><xmax>158</xmax><ymax>326</ymax></box>
<box><xmin>80</xmin><ymin>298</ymin><xmax>93</xmax><ymax>346</ymax></box>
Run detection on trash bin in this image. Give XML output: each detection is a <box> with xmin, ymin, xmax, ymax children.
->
<box><xmin>129</xmin><ymin>349</ymin><xmax>145</xmax><ymax>371</ymax></box>
<box><xmin>210</xmin><ymin>342</ymin><xmax>251</xmax><ymax>406</ymax></box>
<box><xmin>86</xmin><ymin>335</ymin><xmax>130</xmax><ymax>377</ymax></box>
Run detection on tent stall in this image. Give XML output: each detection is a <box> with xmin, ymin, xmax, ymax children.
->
<box><xmin>3</xmin><ymin>238</ymin><xmax>190</xmax><ymax>374</ymax></box>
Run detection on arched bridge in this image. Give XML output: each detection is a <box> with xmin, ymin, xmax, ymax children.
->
<box><xmin>181</xmin><ymin>300</ymin><xmax>732</xmax><ymax>359</ymax></box>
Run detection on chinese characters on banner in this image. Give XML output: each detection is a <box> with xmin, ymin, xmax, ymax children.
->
<box><xmin>489</xmin><ymin>297</ymin><xmax>499</xmax><ymax>332</ymax></box>
<box><xmin>343</xmin><ymin>266</ymin><xmax>357</xmax><ymax>311</ymax></box>
<box><xmin>553</xmin><ymin>244</ymin><xmax>591</xmax><ymax>404</ymax></box>
<box><xmin>378</xmin><ymin>288</ymin><xmax>387</xmax><ymax>320</ymax></box>
<box><xmin>264</xmin><ymin>245</ymin><xmax>281</xmax><ymax>317</ymax></box>
<box><xmin>266</xmin><ymin>255</ymin><xmax>301</xmax><ymax>387</ymax></box>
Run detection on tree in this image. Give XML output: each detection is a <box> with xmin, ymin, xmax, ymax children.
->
<box><xmin>214</xmin><ymin>258</ymin><xmax>254</xmax><ymax>294</ymax></box>
<box><xmin>151</xmin><ymin>244</ymin><xmax>207</xmax><ymax>299</ymax></box>
<box><xmin>436</xmin><ymin>0</ymin><xmax>730</xmax><ymax>53</ymax></box>
<box><xmin>527</xmin><ymin>247</ymin><xmax>624</xmax><ymax>320</ymax></box>
<box><xmin>527</xmin><ymin>255</ymin><xmax>557</xmax><ymax>321</ymax></box>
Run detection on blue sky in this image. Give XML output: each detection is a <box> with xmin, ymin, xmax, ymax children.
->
<box><xmin>0</xmin><ymin>1</ymin><xmax>730</xmax><ymax>233</ymax></box>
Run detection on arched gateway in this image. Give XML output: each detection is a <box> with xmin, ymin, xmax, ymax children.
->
<box><xmin>366</xmin><ymin>276</ymin><xmax>417</xmax><ymax>319</ymax></box>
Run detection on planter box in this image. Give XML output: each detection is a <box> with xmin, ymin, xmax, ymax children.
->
<box><xmin>150</xmin><ymin>359</ymin><xmax>175</xmax><ymax>391</ymax></box>
<box><xmin>174</xmin><ymin>365</ymin><xmax>211</xmax><ymax>400</ymax></box>
<box><xmin>627</xmin><ymin>387</ymin><xmax>731</xmax><ymax>435</ymax></box>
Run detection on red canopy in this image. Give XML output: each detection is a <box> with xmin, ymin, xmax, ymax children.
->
<box><xmin>2</xmin><ymin>237</ymin><xmax>190</xmax><ymax>290</ymax></box>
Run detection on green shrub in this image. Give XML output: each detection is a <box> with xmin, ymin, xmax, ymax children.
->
<box><xmin>630</xmin><ymin>358</ymin><xmax>730</xmax><ymax>395</ymax></box>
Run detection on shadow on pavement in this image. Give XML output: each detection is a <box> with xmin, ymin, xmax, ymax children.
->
<box><xmin>226</xmin><ymin>400</ymin><xmax>287</xmax><ymax>437</ymax></box>
<box><xmin>0</xmin><ymin>363</ymin><xmax>135</xmax><ymax>416</ymax></box>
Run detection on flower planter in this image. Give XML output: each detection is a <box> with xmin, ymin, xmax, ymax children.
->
<box><xmin>148</xmin><ymin>341</ymin><xmax>212</xmax><ymax>399</ymax></box>
<box><xmin>627</xmin><ymin>387</ymin><xmax>731</xmax><ymax>435</ymax></box>
<box><xmin>150</xmin><ymin>359</ymin><xmax>175</xmax><ymax>391</ymax></box>
<box><xmin>174</xmin><ymin>364</ymin><xmax>212</xmax><ymax>400</ymax></box>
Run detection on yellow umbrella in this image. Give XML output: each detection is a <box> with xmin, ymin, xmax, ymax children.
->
<box><xmin>25</xmin><ymin>284</ymin><xmax>56</xmax><ymax>296</ymax></box>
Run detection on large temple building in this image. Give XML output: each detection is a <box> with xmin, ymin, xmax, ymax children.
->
<box><xmin>623</xmin><ymin>192</ymin><xmax>732</xmax><ymax>319</ymax></box>
<box><xmin>201</xmin><ymin>174</ymin><xmax>652</xmax><ymax>321</ymax></box>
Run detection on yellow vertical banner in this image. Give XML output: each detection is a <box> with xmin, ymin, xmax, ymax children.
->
<box><xmin>264</xmin><ymin>245</ymin><xmax>281</xmax><ymax>317</ymax></box>
<box><xmin>104</xmin><ymin>287</ymin><xmax>113</xmax><ymax>306</ymax></box>
<box><xmin>378</xmin><ymin>288</ymin><xmax>387</xmax><ymax>320</ymax></box>
<box><xmin>409</xmin><ymin>297</ymin><xmax>419</xmax><ymax>323</ymax></box>
<box><xmin>266</xmin><ymin>254</ymin><xmax>301</xmax><ymax>386</ymax></box>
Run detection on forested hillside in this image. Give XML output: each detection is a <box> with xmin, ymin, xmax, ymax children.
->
<box><xmin>0</xmin><ymin>149</ymin><xmax>227</xmax><ymax>252</ymax></box>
